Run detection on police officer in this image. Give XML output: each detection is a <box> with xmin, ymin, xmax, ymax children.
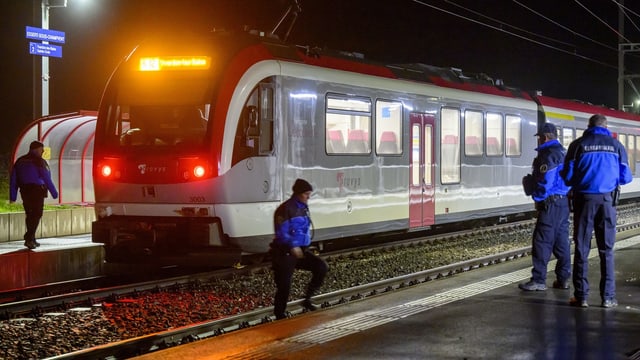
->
<box><xmin>561</xmin><ymin>114</ymin><xmax>632</xmax><ymax>308</ymax></box>
<box><xmin>519</xmin><ymin>123</ymin><xmax>572</xmax><ymax>291</ymax></box>
<box><xmin>9</xmin><ymin>141</ymin><xmax>59</xmax><ymax>249</ymax></box>
<box><xmin>271</xmin><ymin>178</ymin><xmax>328</xmax><ymax>319</ymax></box>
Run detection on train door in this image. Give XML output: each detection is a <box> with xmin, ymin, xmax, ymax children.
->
<box><xmin>409</xmin><ymin>113</ymin><xmax>435</xmax><ymax>228</ymax></box>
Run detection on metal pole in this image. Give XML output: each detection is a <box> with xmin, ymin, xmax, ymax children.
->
<box><xmin>41</xmin><ymin>0</ymin><xmax>49</xmax><ymax>117</ymax></box>
<box><xmin>618</xmin><ymin>0</ymin><xmax>625</xmax><ymax>111</ymax></box>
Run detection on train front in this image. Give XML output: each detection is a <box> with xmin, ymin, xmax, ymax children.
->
<box><xmin>92</xmin><ymin>35</ymin><xmax>240</xmax><ymax>266</ymax></box>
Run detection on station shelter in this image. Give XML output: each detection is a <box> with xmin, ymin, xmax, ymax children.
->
<box><xmin>12</xmin><ymin>111</ymin><xmax>97</xmax><ymax>204</ymax></box>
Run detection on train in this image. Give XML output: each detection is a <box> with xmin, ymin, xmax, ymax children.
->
<box><xmin>91</xmin><ymin>28</ymin><xmax>640</xmax><ymax>266</ymax></box>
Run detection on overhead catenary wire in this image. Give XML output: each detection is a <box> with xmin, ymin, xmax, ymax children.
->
<box><xmin>513</xmin><ymin>0</ymin><xmax>618</xmax><ymax>52</ymax></box>
<box><xmin>443</xmin><ymin>0</ymin><xmax>575</xmax><ymax>48</ymax></box>
<box><xmin>411</xmin><ymin>0</ymin><xmax>616</xmax><ymax>69</ymax></box>
<box><xmin>574</xmin><ymin>0</ymin><xmax>631</xmax><ymax>43</ymax></box>
<box><xmin>612</xmin><ymin>0</ymin><xmax>640</xmax><ymax>36</ymax></box>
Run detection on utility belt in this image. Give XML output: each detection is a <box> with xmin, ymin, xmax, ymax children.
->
<box><xmin>569</xmin><ymin>187</ymin><xmax>620</xmax><ymax>210</ymax></box>
<box><xmin>535</xmin><ymin>194</ymin><xmax>566</xmax><ymax>211</ymax></box>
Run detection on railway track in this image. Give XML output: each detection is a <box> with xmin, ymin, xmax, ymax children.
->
<box><xmin>1</xmin><ymin>218</ymin><xmax>537</xmax><ymax>320</ymax></box>
<box><xmin>2</xmin><ymin>203</ymin><xmax>640</xmax><ymax>359</ymax></box>
<box><xmin>51</xmin><ymin>218</ymin><xmax>640</xmax><ymax>360</ymax></box>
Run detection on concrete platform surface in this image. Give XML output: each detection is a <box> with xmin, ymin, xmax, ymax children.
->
<box><xmin>134</xmin><ymin>236</ymin><xmax>640</xmax><ymax>360</ymax></box>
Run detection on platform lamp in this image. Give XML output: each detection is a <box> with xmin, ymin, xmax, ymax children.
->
<box><xmin>40</xmin><ymin>0</ymin><xmax>67</xmax><ymax>117</ymax></box>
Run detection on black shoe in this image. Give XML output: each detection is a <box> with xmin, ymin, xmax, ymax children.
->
<box><xmin>23</xmin><ymin>241</ymin><xmax>36</xmax><ymax>250</ymax></box>
<box><xmin>569</xmin><ymin>297</ymin><xmax>588</xmax><ymax>308</ymax></box>
<box><xmin>275</xmin><ymin>313</ymin><xmax>287</xmax><ymax>320</ymax></box>
<box><xmin>552</xmin><ymin>279</ymin><xmax>570</xmax><ymax>290</ymax></box>
<box><xmin>302</xmin><ymin>299</ymin><xmax>318</xmax><ymax>311</ymax></box>
<box><xmin>33</xmin><ymin>240</ymin><xmax>41</xmax><ymax>247</ymax></box>
<box><xmin>601</xmin><ymin>298</ymin><xmax>618</xmax><ymax>308</ymax></box>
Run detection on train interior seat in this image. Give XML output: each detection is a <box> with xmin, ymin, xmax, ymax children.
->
<box><xmin>377</xmin><ymin>131</ymin><xmax>399</xmax><ymax>154</ymax></box>
<box><xmin>487</xmin><ymin>136</ymin><xmax>501</xmax><ymax>155</ymax></box>
<box><xmin>506</xmin><ymin>137</ymin><xmax>518</xmax><ymax>155</ymax></box>
<box><xmin>328</xmin><ymin>130</ymin><xmax>346</xmax><ymax>153</ymax></box>
<box><xmin>465</xmin><ymin>135</ymin><xmax>482</xmax><ymax>156</ymax></box>
<box><xmin>346</xmin><ymin>129</ymin><xmax>369</xmax><ymax>153</ymax></box>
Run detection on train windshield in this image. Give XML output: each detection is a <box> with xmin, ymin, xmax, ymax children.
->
<box><xmin>101</xmin><ymin>69</ymin><xmax>212</xmax><ymax>151</ymax></box>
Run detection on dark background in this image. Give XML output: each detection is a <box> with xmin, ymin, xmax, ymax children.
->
<box><xmin>2</xmin><ymin>0</ymin><xmax>640</xmax><ymax>157</ymax></box>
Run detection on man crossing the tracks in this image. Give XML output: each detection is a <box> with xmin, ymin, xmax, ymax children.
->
<box><xmin>270</xmin><ymin>178</ymin><xmax>328</xmax><ymax>320</ymax></box>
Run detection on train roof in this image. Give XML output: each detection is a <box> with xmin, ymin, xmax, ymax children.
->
<box><xmin>129</xmin><ymin>30</ymin><xmax>640</xmax><ymax>123</ymax></box>
<box><xmin>291</xmin><ymin>42</ymin><xmax>640</xmax><ymax>123</ymax></box>
<box><xmin>536</xmin><ymin>95</ymin><xmax>640</xmax><ymax>123</ymax></box>
<box><xmin>272</xmin><ymin>42</ymin><xmax>534</xmax><ymax>101</ymax></box>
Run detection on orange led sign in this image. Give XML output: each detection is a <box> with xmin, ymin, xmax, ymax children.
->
<box><xmin>139</xmin><ymin>56</ymin><xmax>211</xmax><ymax>71</ymax></box>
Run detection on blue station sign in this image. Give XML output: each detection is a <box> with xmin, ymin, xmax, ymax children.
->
<box><xmin>26</xmin><ymin>26</ymin><xmax>66</xmax><ymax>44</ymax></box>
<box><xmin>29</xmin><ymin>42</ymin><xmax>63</xmax><ymax>58</ymax></box>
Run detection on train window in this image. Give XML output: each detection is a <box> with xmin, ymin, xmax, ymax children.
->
<box><xmin>326</xmin><ymin>95</ymin><xmax>371</xmax><ymax>155</ymax></box>
<box><xmin>577</xmin><ymin>128</ymin><xmax>586</xmax><ymax>138</ymax></box>
<box><xmin>621</xmin><ymin>134</ymin><xmax>636</xmax><ymax>174</ymax></box>
<box><xmin>464</xmin><ymin>110</ymin><xmax>483</xmax><ymax>156</ymax></box>
<box><xmin>628</xmin><ymin>135</ymin><xmax>637</xmax><ymax>174</ymax></box>
<box><xmin>117</xmin><ymin>104</ymin><xmax>208</xmax><ymax>147</ymax></box>
<box><xmin>375</xmin><ymin>100</ymin><xmax>402</xmax><ymax>155</ymax></box>
<box><xmin>619</xmin><ymin>134</ymin><xmax>627</xmax><ymax>153</ymax></box>
<box><xmin>411</xmin><ymin>124</ymin><xmax>420</xmax><ymax>186</ymax></box>
<box><xmin>424</xmin><ymin>125</ymin><xmax>433</xmax><ymax>185</ymax></box>
<box><xmin>232</xmin><ymin>80</ymin><xmax>275</xmax><ymax>166</ymax></box>
<box><xmin>441</xmin><ymin>108</ymin><xmax>460</xmax><ymax>184</ymax></box>
<box><xmin>485</xmin><ymin>113</ymin><xmax>503</xmax><ymax>156</ymax></box>
<box><xmin>561</xmin><ymin>127</ymin><xmax>574</xmax><ymax>148</ymax></box>
<box><xmin>505</xmin><ymin>115</ymin><xmax>521</xmax><ymax>157</ymax></box>
<box><xmin>258</xmin><ymin>84</ymin><xmax>274</xmax><ymax>154</ymax></box>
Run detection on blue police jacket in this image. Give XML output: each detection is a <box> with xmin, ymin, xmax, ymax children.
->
<box><xmin>9</xmin><ymin>150</ymin><xmax>59</xmax><ymax>202</ymax></box>
<box><xmin>531</xmin><ymin>139</ymin><xmax>570</xmax><ymax>202</ymax></box>
<box><xmin>273</xmin><ymin>196</ymin><xmax>311</xmax><ymax>248</ymax></box>
<box><xmin>561</xmin><ymin>126</ymin><xmax>633</xmax><ymax>194</ymax></box>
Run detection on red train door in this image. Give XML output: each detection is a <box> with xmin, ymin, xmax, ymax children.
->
<box><xmin>409</xmin><ymin>113</ymin><xmax>435</xmax><ymax>228</ymax></box>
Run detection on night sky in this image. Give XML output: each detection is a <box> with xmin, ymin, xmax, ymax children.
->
<box><xmin>1</xmin><ymin>0</ymin><xmax>639</xmax><ymax>155</ymax></box>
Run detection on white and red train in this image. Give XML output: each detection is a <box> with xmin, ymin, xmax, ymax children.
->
<box><xmin>91</xmin><ymin>30</ymin><xmax>640</xmax><ymax>265</ymax></box>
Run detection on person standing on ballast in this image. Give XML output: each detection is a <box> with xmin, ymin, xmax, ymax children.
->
<box><xmin>271</xmin><ymin>178</ymin><xmax>328</xmax><ymax>320</ymax></box>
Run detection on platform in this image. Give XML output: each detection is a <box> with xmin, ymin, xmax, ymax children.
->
<box><xmin>0</xmin><ymin>235</ymin><xmax>103</xmax><ymax>291</ymax></box>
<box><xmin>134</xmin><ymin>236</ymin><xmax>640</xmax><ymax>360</ymax></box>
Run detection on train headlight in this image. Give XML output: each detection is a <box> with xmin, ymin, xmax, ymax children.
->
<box><xmin>193</xmin><ymin>165</ymin><xmax>206</xmax><ymax>178</ymax></box>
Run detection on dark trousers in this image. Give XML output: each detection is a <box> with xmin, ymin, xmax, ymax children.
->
<box><xmin>531</xmin><ymin>197</ymin><xmax>571</xmax><ymax>283</ymax></box>
<box><xmin>20</xmin><ymin>186</ymin><xmax>45</xmax><ymax>241</ymax></box>
<box><xmin>272</xmin><ymin>246</ymin><xmax>328</xmax><ymax>318</ymax></box>
<box><xmin>572</xmin><ymin>193</ymin><xmax>617</xmax><ymax>301</ymax></box>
